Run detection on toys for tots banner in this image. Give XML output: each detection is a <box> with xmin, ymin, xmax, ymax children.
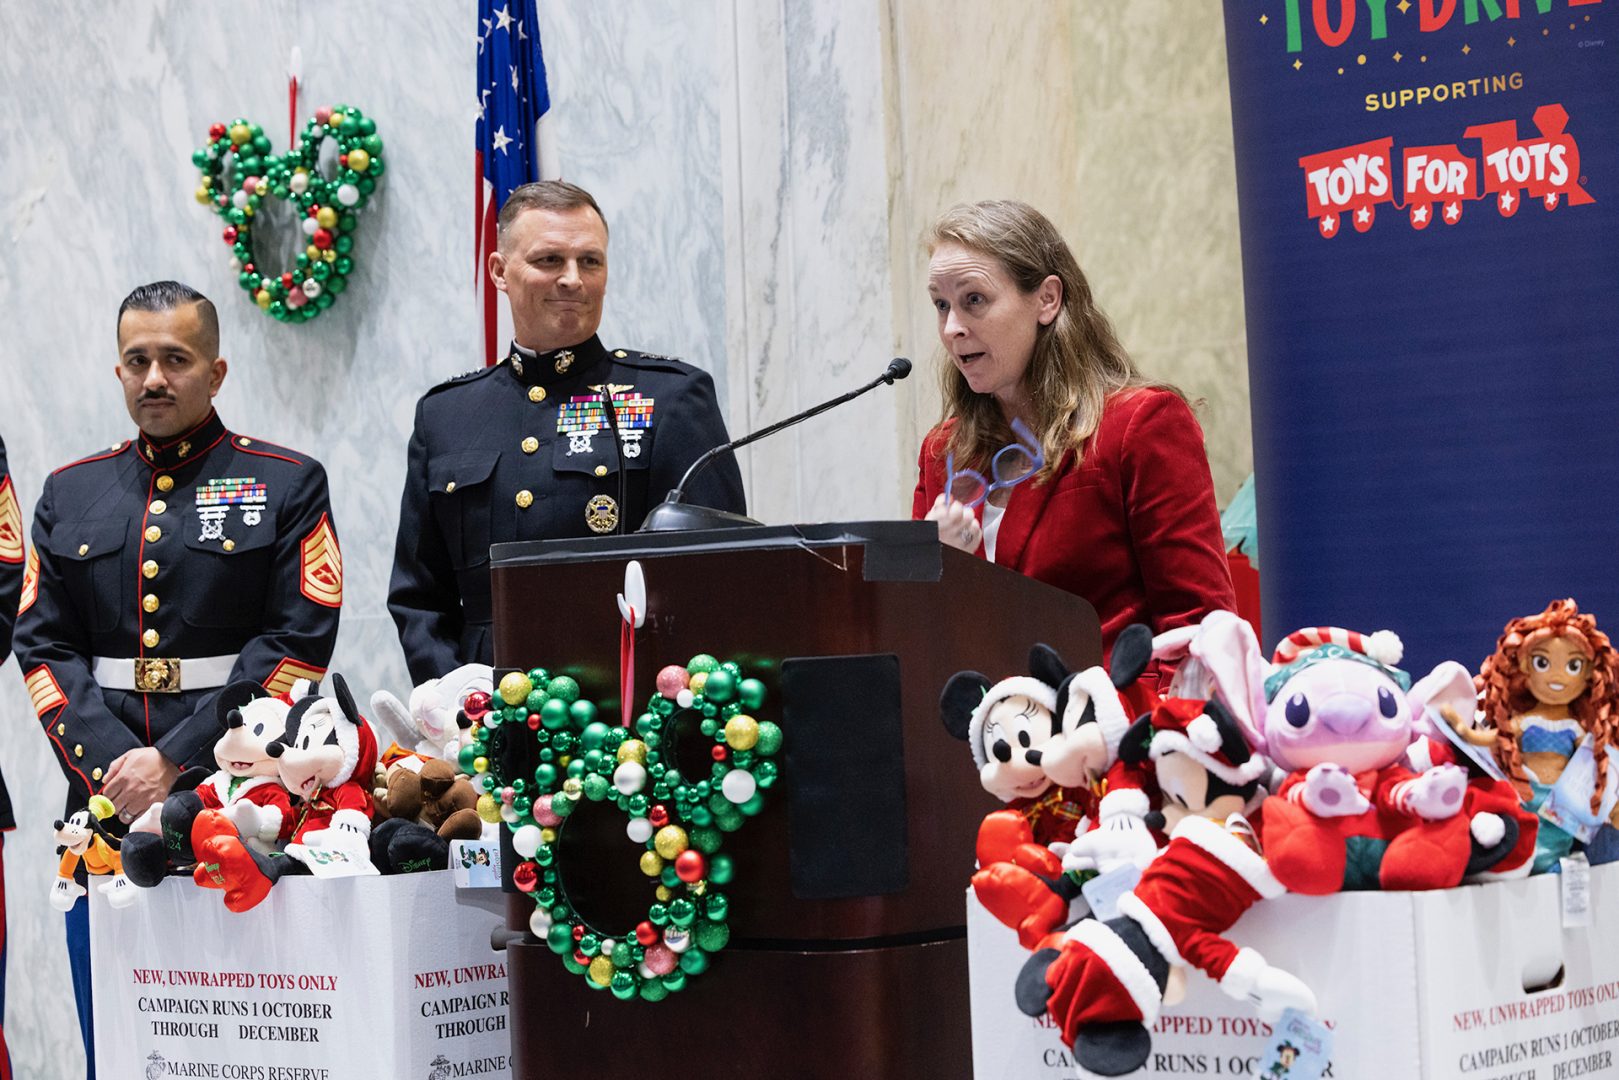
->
<box><xmin>90</xmin><ymin>875</ymin><xmax>513</xmax><ymax>1080</ymax></box>
<box><xmin>1221</xmin><ymin>0</ymin><xmax>1619</xmax><ymax>672</ymax></box>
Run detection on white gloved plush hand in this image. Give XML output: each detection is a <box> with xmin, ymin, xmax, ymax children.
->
<box><xmin>51</xmin><ymin>876</ymin><xmax>87</xmax><ymax>912</ymax></box>
<box><xmin>1220</xmin><ymin>948</ymin><xmax>1318</xmax><ymax>1021</ymax></box>
<box><xmin>1061</xmin><ymin>814</ymin><xmax>1158</xmax><ymax>875</ymax></box>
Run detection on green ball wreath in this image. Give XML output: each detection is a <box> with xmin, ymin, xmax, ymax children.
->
<box><xmin>191</xmin><ymin>106</ymin><xmax>384</xmax><ymax>323</ymax></box>
<box><xmin>465</xmin><ymin>655</ymin><xmax>781</xmax><ymax>1001</ymax></box>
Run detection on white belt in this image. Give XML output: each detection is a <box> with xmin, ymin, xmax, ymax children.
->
<box><xmin>92</xmin><ymin>654</ymin><xmax>240</xmax><ymax>693</ymax></box>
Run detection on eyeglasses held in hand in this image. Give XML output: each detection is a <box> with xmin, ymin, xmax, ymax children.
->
<box><xmin>945</xmin><ymin>419</ymin><xmax>1044</xmax><ymax>510</ymax></box>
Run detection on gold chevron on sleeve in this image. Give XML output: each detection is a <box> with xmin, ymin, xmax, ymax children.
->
<box><xmin>299</xmin><ymin>514</ymin><xmax>343</xmax><ymax>608</ymax></box>
<box><xmin>264</xmin><ymin>657</ymin><xmax>327</xmax><ymax>697</ymax></box>
<box><xmin>26</xmin><ymin>665</ymin><xmax>66</xmax><ymax>718</ymax></box>
<box><xmin>19</xmin><ymin>545</ymin><xmax>38</xmax><ymax>614</ymax></box>
<box><xmin>0</xmin><ymin>477</ymin><xmax>23</xmax><ymax>564</ymax></box>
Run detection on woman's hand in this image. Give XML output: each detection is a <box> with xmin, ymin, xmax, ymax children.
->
<box><xmin>926</xmin><ymin>494</ymin><xmax>982</xmax><ymax>553</ymax></box>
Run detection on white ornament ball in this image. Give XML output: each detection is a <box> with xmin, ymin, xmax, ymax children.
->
<box><xmin>302</xmin><ymin>217</ymin><xmax>320</xmax><ymax>237</ymax></box>
<box><xmin>613</xmin><ymin>762</ymin><xmax>647</xmax><ymax>796</ymax></box>
<box><xmin>529</xmin><ymin>907</ymin><xmax>552</xmax><ymax>935</ymax></box>
<box><xmin>676</xmin><ymin>689</ymin><xmax>695</xmax><ymax>709</ymax></box>
<box><xmin>336</xmin><ymin>183</ymin><xmax>361</xmax><ymax>207</ymax></box>
<box><xmin>663</xmin><ymin>927</ymin><xmax>692</xmax><ymax>953</ymax></box>
<box><xmin>231</xmin><ymin>190</ymin><xmax>250</xmax><ymax>209</ymax></box>
<box><xmin>229</xmin><ymin>256</ymin><xmax>243</xmax><ymax>272</ymax></box>
<box><xmin>637</xmin><ymin>961</ymin><xmax>656</xmax><ymax>979</ymax></box>
<box><xmin>626</xmin><ymin>817</ymin><xmax>653</xmax><ymax>844</ymax></box>
<box><xmin>301</xmin><ymin>279</ymin><xmax>323</xmax><ymax>299</ymax></box>
<box><xmin>721</xmin><ymin>768</ymin><xmax>757</xmax><ymax>805</ymax></box>
<box><xmin>289</xmin><ymin>172</ymin><xmax>310</xmax><ymax>194</ymax></box>
<box><xmin>500</xmin><ymin>804</ymin><xmax>519</xmax><ymax>824</ymax></box>
<box><xmin>512</xmin><ymin>824</ymin><xmax>543</xmax><ymax>859</ymax></box>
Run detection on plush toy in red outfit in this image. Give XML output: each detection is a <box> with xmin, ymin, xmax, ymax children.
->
<box><xmin>192</xmin><ymin>674</ymin><xmax>379</xmax><ymax>911</ymax></box>
<box><xmin>1016</xmin><ymin>814</ymin><xmax>1316</xmax><ymax>1080</ymax></box>
<box><xmin>941</xmin><ymin>627</ymin><xmax>1157</xmax><ymax>948</ymax></box>
<box><xmin>1255</xmin><ymin>628</ymin><xmax>1525</xmax><ymax>894</ymax></box>
<box><xmin>121</xmin><ymin>681</ymin><xmax>295</xmax><ymax>888</ymax></box>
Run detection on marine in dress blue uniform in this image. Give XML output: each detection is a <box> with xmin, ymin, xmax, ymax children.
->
<box><xmin>388</xmin><ymin>334</ymin><xmax>744</xmax><ymax>684</ymax></box>
<box><xmin>13</xmin><ymin>408</ymin><xmax>343</xmax><ymax>816</ymax></box>
<box><xmin>0</xmin><ymin>431</ymin><xmax>22</xmax><ymax>1080</ymax></box>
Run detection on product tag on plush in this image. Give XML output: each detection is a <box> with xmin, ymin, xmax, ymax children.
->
<box><xmin>450</xmin><ymin>839</ymin><xmax>502</xmax><ymax>888</ymax></box>
<box><xmin>284</xmin><ymin>843</ymin><xmax>380</xmax><ymax>878</ymax></box>
<box><xmin>1425</xmin><ymin>706</ymin><xmax>1507</xmax><ymax>781</ymax></box>
<box><xmin>1080</xmin><ymin>862</ymin><xmax>1141</xmax><ymax>923</ymax></box>
<box><xmin>1561</xmin><ymin>852</ymin><xmax>1592</xmax><ymax>928</ymax></box>
<box><xmin>1252</xmin><ymin>1008</ymin><xmax>1333</xmax><ymax>1080</ymax></box>
<box><xmin>1539</xmin><ymin>738</ymin><xmax>1615</xmax><ymax>844</ymax></box>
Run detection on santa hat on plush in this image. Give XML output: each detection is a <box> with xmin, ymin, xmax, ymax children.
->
<box><xmin>1141</xmin><ymin>697</ymin><xmax>1268</xmax><ymax>787</ymax></box>
<box><xmin>271</xmin><ymin>673</ymin><xmax>379</xmax><ymax>823</ymax></box>
<box><xmin>957</xmin><ymin>646</ymin><xmax>1066</xmax><ymax>771</ymax></box>
<box><xmin>1265</xmin><ymin>625</ymin><xmax>1409</xmax><ymax>701</ymax></box>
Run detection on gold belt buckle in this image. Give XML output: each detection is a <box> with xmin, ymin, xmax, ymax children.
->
<box><xmin>134</xmin><ymin>657</ymin><xmax>182</xmax><ymax>693</ymax></box>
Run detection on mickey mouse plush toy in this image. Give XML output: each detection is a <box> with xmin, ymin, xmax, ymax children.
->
<box><xmin>941</xmin><ymin>627</ymin><xmax>1157</xmax><ymax>948</ymax></box>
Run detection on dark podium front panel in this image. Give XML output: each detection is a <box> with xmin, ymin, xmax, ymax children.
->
<box><xmin>489</xmin><ymin>522</ymin><xmax>1100</xmax><ymax>1078</ymax></box>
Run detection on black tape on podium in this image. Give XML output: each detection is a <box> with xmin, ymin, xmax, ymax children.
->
<box><xmin>781</xmin><ymin>653</ymin><xmax>908</xmax><ymax>899</ymax></box>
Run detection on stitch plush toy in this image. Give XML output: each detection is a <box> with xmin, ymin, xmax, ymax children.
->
<box><xmin>1255</xmin><ymin>627</ymin><xmax>1521</xmax><ymax>893</ymax></box>
<box><xmin>50</xmin><ymin>795</ymin><xmax>137</xmax><ymax>911</ymax></box>
<box><xmin>941</xmin><ymin>628</ymin><xmax>1157</xmax><ymax>948</ymax></box>
<box><xmin>121</xmin><ymin>682</ymin><xmax>295</xmax><ymax>887</ymax></box>
<box><xmin>191</xmin><ymin>674</ymin><xmax>379</xmax><ymax>911</ymax></box>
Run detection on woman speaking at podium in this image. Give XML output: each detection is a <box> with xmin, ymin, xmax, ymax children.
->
<box><xmin>911</xmin><ymin>200</ymin><xmax>1234</xmax><ymax>682</ymax></box>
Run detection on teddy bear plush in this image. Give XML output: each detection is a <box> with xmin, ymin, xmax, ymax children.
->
<box><xmin>368</xmin><ymin>755</ymin><xmax>484</xmax><ymax>873</ymax></box>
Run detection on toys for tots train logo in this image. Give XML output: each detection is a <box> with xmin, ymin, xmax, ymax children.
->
<box><xmin>1298</xmin><ymin>103</ymin><xmax>1593</xmax><ymax>236</ymax></box>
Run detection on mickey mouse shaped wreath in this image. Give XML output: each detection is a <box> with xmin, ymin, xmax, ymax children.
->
<box><xmin>466</xmin><ymin>654</ymin><xmax>780</xmax><ymax>1001</ymax></box>
<box><xmin>191</xmin><ymin>106</ymin><xmax>384</xmax><ymax>323</ymax></box>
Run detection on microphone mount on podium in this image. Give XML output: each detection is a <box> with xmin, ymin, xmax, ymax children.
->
<box><xmin>639</xmin><ymin>357</ymin><xmax>912</xmax><ymax>533</ymax></box>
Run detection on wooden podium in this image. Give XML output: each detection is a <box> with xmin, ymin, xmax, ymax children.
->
<box><xmin>489</xmin><ymin>522</ymin><xmax>1100</xmax><ymax>1079</ymax></box>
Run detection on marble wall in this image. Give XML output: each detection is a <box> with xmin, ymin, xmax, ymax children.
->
<box><xmin>0</xmin><ymin>1</ymin><xmax>1247</xmax><ymax>1074</ymax></box>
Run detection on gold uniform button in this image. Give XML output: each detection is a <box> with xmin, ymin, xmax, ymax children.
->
<box><xmin>522</xmin><ymin>437</ymin><xmax>539</xmax><ymax>454</ymax></box>
<box><xmin>57</xmin><ymin>723</ymin><xmax>66</xmax><ymax>735</ymax></box>
<box><xmin>528</xmin><ymin>386</ymin><xmax>547</xmax><ymax>403</ymax></box>
<box><xmin>143</xmin><ymin>629</ymin><xmax>160</xmax><ymax>648</ymax></box>
<box><xmin>516</xmin><ymin>490</ymin><xmax>534</xmax><ymax>509</ymax></box>
<box><xmin>156</xmin><ymin>475</ymin><xmax>175</xmax><ymax>493</ymax></box>
<box><xmin>144</xmin><ymin>525</ymin><xmax>162</xmax><ymax>543</ymax></box>
<box><xmin>223</xmin><ymin>539</ymin><xmax>236</xmax><ymax>552</ymax></box>
<box><xmin>74</xmin><ymin>744</ymin><xmax>84</xmax><ymax>758</ymax></box>
<box><xmin>78</xmin><ymin>543</ymin><xmax>89</xmax><ymax>556</ymax></box>
<box><xmin>445</xmin><ymin>481</ymin><xmax>456</xmax><ymax>494</ymax></box>
<box><xmin>142</xmin><ymin>560</ymin><xmax>159</xmax><ymax>579</ymax></box>
<box><xmin>150</xmin><ymin>499</ymin><xmax>167</xmax><ymax>515</ymax></box>
<box><xmin>143</xmin><ymin>594</ymin><xmax>160</xmax><ymax>613</ymax></box>
<box><xmin>614</xmin><ymin>350</ymin><xmax>628</xmax><ymax>358</ymax></box>
<box><xmin>238</xmin><ymin>437</ymin><xmax>252</xmax><ymax>446</ymax></box>
<box><xmin>594</xmin><ymin>465</ymin><xmax>608</xmax><ymax>477</ymax></box>
<box><xmin>92</xmin><ymin>767</ymin><xmax>104</xmax><ymax>781</ymax></box>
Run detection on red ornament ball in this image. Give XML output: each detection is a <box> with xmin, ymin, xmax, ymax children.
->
<box><xmin>222</xmin><ymin>226</ymin><xmax>238</xmax><ymax>244</ymax></box>
<box><xmin>635</xmin><ymin>921</ymin><xmax>658</xmax><ymax>946</ymax></box>
<box><xmin>674</xmin><ymin>850</ymin><xmax>706</xmax><ymax>883</ymax></box>
<box><xmin>209</xmin><ymin>123</ymin><xmax>226</xmax><ymax>140</ymax></box>
<box><xmin>280</xmin><ymin>272</ymin><xmax>294</xmax><ymax>288</ymax></box>
<box><xmin>312</xmin><ymin>229</ymin><xmax>334</xmax><ymax>250</ymax></box>
<box><xmin>526</xmin><ymin>713</ymin><xmax>541</xmax><ymax>731</ymax></box>
<box><xmin>463</xmin><ymin>690</ymin><xmax>493</xmax><ymax>722</ymax></box>
<box><xmin>572</xmin><ymin>924</ymin><xmax>586</xmax><ymax>941</ymax></box>
<box><xmin>648</xmin><ymin>805</ymin><xmax>669</xmax><ymax>828</ymax></box>
<box><xmin>711</xmin><ymin>745</ymin><xmax>728</xmax><ymax>761</ymax></box>
<box><xmin>512</xmin><ymin>861</ymin><xmax>539</xmax><ymax>893</ymax></box>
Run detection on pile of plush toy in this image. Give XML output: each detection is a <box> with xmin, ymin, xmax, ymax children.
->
<box><xmin>53</xmin><ymin>664</ymin><xmax>496</xmax><ymax>914</ymax></box>
<box><xmin>944</xmin><ymin>600</ymin><xmax>1618</xmax><ymax>1079</ymax></box>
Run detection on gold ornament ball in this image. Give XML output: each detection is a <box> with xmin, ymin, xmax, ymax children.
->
<box><xmin>329</xmin><ymin>112</ymin><xmax>345</xmax><ymax>130</ymax></box>
<box><xmin>242</xmin><ymin>204</ymin><xmax>254</xmax><ymax>218</ymax></box>
<box><xmin>539</xmin><ymin>828</ymin><xmax>557</xmax><ymax>844</ymax></box>
<box><xmin>472</xmin><ymin>756</ymin><xmax>489</xmax><ymax>773</ymax></box>
<box><xmin>254</xmin><ymin>180</ymin><xmax>268</xmax><ymax>196</ymax></box>
<box><xmin>562</xmin><ymin>777</ymin><xmax>583</xmax><ymax>798</ymax></box>
<box><xmin>617</xmin><ymin>739</ymin><xmax>648</xmax><ymax>764</ymax></box>
<box><xmin>655</xmin><ymin>885</ymin><xmax>673</xmax><ymax>902</ymax></box>
<box><xmin>639</xmin><ymin>851</ymin><xmax>664</xmax><ymax>877</ymax></box>
<box><xmin>347</xmin><ymin>148</ymin><xmax>371</xmax><ymax>172</ymax></box>
<box><xmin>255</xmin><ymin>289</ymin><xmax>272</xmax><ymax>309</ymax></box>
<box><xmin>315</xmin><ymin>206</ymin><xmax>338</xmax><ymax>229</ymax></box>
<box><xmin>587</xmin><ymin>956</ymin><xmax>614</xmax><ymax>987</ymax></box>
<box><xmin>499</xmin><ymin>671</ymin><xmax>534</xmax><ymax>706</ymax></box>
<box><xmin>689</xmin><ymin>671</ymin><xmax>709</xmax><ymax>696</ymax></box>
<box><xmin>476</xmin><ymin>794</ymin><xmax>502</xmax><ymax>823</ymax></box>
<box><xmin>229</xmin><ymin>123</ymin><xmax>251</xmax><ymax>145</ymax></box>
<box><xmin>194</xmin><ymin>186</ymin><xmax>211</xmax><ymax>204</ymax></box>
<box><xmin>654</xmin><ymin>825</ymin><xmax>689</xmax><ymax>860</ymax></box>
<box><xmin>305</xmin><ymin>244</ymin><xmax>320</xmax><ymax>261</ymax></box>
<box><xmin>724</xmin><ymin>715</ymin><xmax>760</xmax><ymax>751</ymax></box>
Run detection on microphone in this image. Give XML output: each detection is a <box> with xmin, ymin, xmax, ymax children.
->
<box><xmin>639</xmin><ymin>357</ymin><xmax>913</xmax><ymax>533</ymax></box>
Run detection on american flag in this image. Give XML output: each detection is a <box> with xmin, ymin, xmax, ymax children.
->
<box><xmin>476</xmin><ymin>0</ymin><xmax>559</xmax><ymax>365</ymax></box>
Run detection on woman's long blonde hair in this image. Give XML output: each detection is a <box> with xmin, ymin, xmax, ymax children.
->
<box><xmin>925</xmin><ymin>200</ymin><xmax>1180</xmax><ymax>480</ymax></box>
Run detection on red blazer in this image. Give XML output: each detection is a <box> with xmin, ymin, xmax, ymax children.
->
<box><xmin>912</xmin><ymin>389</ymin><xmax>1236</xmax><ymax>685</ymax></box>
